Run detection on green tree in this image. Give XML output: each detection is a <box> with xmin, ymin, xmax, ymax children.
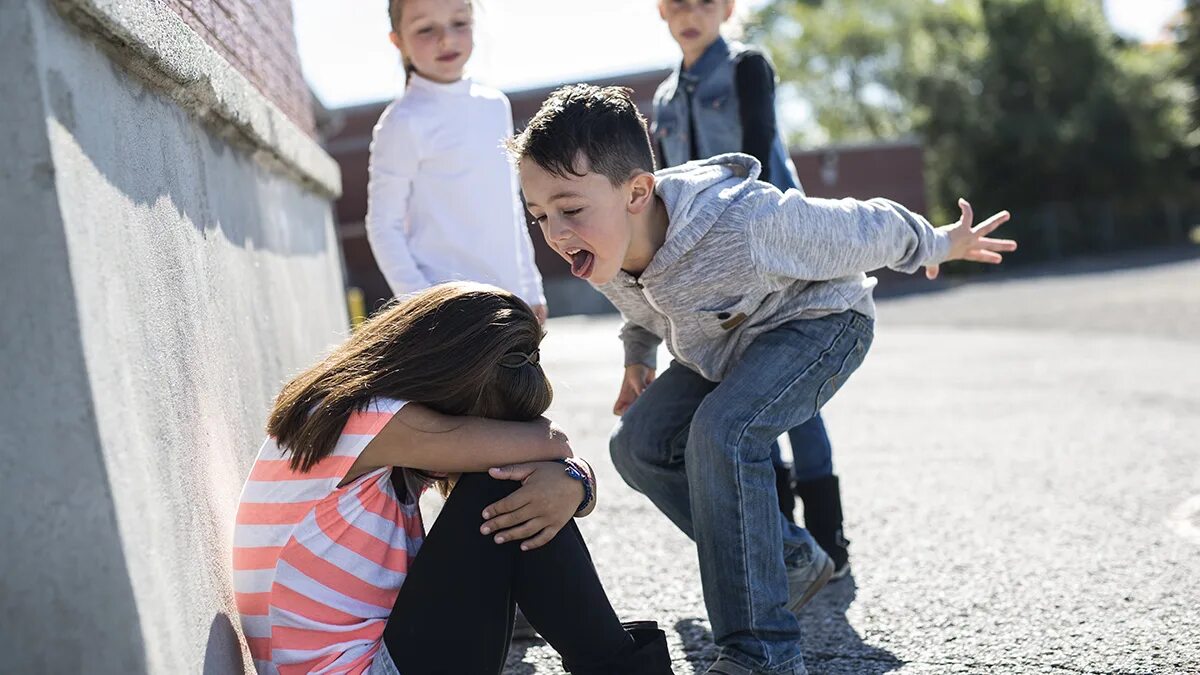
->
<box><xmin>747</xmin><ymin>0</ymin><xmax>921</xmax><ymax>144</ymax></box>
<box><xmin>752</xmin><ymin>0</ymin><xmax>1192</xmax><ymax>233</ymax></box>
<box><xmin>1181</xmin><ymin>0</ymin><xmax>1200</xmax><ymax>173</ymax></box>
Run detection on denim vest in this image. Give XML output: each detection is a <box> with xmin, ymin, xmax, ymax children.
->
<box><xmin>651</xmin><ymin>37</ymin><xmax>802</xmax><ymax>193</ymax></box>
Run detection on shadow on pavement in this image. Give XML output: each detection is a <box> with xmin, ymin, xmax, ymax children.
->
<box><xmin>672</xmin><ymin>577</ymin><xmax>903</xmax><ymax>675</ymax></box>
<box><xmin>503</xmin><ymin>638</ymin><xmax>539</xmax><ymax>674</ymax></box>
<box><xmin>674</xmin><ymin>617</ymin><xmax>719</xmax><ymax>672</ymax></box>
<box><xmin>799</xmin><ymin>576</ymin><xmax>903</xmax><ymax>675</ymax></box>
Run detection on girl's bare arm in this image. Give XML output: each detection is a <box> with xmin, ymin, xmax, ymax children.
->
<box><xmin>354</xmin><ymin>403</ymin><xmax>572</xmax><ymax>476</ymax></box>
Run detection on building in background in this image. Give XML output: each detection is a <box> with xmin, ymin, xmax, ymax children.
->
<box><xmin>1</xmin><ymin>1</ymin><xmax>345</xmax><ymax>672</ymax></box>
<box><xmin>322</xmin><ymin>69</ymin><xmax>927</xmax><ymax>315</ymax></box>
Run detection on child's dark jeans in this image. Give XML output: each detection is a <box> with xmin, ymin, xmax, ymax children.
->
<box><xmin>610</xmin><ymin>310</ymin><xmax>874</xmax><ymax>674</ymax></box>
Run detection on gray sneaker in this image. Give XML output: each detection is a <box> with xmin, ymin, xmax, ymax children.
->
<box><xmin>786</xmin><ymin>543</ymin><xmax>834</xmax><ymax>613</ymax></box>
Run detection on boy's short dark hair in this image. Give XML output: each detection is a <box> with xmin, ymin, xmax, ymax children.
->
<box><xmin>507</xmin><ymin>85</ymin><xmax>657</xmax><ymax>185</ymax></box>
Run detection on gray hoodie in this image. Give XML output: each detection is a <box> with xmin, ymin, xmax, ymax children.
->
<box><xmin>597</xmin><ymin>153</ymin><xmax>951</xmax><ymax>382</ymax></box>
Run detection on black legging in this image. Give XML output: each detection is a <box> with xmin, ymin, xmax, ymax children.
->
<box><xmin>383</xmin><ymin>472</ymin><xmax>635</xmax><ymax>674</ymax></box>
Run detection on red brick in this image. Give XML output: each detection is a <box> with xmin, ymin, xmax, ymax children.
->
<box><xmin>155</xmin><ymin>0</ymin><xmax>316</xmax><ymax>137</ymax></box>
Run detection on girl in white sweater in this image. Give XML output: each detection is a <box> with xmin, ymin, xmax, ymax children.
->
<box><xmin>367</xmin><ymin>0</ymin><xmax>547</xmax><ymax>321</ymax></box>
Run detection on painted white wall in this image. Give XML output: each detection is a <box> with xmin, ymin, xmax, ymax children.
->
<box><xmin>0</xmin><ymin>2</ymin><xmax>347</xmax><ymax>672</ymax></box>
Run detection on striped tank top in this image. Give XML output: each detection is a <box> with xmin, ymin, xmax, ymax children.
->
<box><xmin>233</xmin><ymin>397</ymin><xmax>424</xmax><ymax>674</ymax></box>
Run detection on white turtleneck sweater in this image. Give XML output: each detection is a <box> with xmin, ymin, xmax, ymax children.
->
<box><xmin>365</xmin><ymin>73</ymin><xmax>545</xmax><ymax>306</ymax></box>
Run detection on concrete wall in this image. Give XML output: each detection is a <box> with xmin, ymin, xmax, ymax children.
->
<box><xmin>0</xmin><ymin>1</ymin><xmax>346</xmax><ymax>672</ymax></box>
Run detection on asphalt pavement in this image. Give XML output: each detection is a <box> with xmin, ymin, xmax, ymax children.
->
<box><xmin>501</xmin><ymin>251</ymin><xmax>1200</xmax><ymax>675</ymax></box>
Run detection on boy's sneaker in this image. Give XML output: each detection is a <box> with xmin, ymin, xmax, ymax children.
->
<box><xmin>704</xmin><ymin>655</ymin><xmax>759</xmax><ymax>674</ymax></box>
<box><xmin>786</xmin><ymin>543</ymin><xmax>834</xmax><ymax>614</ymax></box>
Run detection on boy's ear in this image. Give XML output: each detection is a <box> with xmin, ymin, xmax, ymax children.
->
<box><xmin>388</xmin><ymin>31</ymin><xmax>404</xmax><ymax>53</ymax></box>
<box><xmin>657</xmin><ymin>1</ymin><xmax>668</xmax><ymax>21</ymax></box>
<box><xmin>626</xmin><ymin>172</ymin><xmax>657</xmax><ymax>215</ymax></box>
<box><xmin>724</xmin><ymin>0</ymin><xmax>736</xmax><ymax>22</ymax></box>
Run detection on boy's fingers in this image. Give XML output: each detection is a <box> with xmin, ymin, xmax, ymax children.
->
<box><xmin>958</xmin><ymin>198</ymin><xmax>974</xmax><ymax>229</ymax></box>
<box><xmin>966</xmin><ymin>250</ymin><xmax>1004</xmax><ymax>264</ymax></box>
<box><xmin>979</xmin><ymin>237</ymin><xmax>1018</xmax><ymax>251</ymax></box>
<box><xmin>973</xmin><ymin>210</ymin><xmax>1011</xmax><ymax>236</ymax></box>
<box><xmin>925</xmin><ymin>264</ymin><xmax>940</xmax><ymax>280</ymax></box>
<box><xmin>614</xmin><ymin>394</ymin><xmax>633</xmax><ymax>415</ymax></box>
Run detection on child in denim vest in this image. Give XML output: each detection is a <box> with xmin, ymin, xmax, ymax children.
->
<box><xmin>650</xmin><ymin>0</ymin><xmax>845</xmax><ymax>576</ymax></box>
<box><xmin>510</xmin><ymin>85</ymin><xmax>1014</xmax><ymax>674</ymax></box>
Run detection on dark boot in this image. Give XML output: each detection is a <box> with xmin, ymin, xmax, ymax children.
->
<box><xmin>795</xmin><ymin>475</ymin><xmax>851</xmax><ymax>579</ymax></box>
<box><xmin>774</xmin><ymin>461</ymin><xmax>797</xmax><ymax>524</ymax></box>
<box><xmin>563</xmin><ymin>621</ymin><xmax>673</xmax><ymax>674</ymax></box>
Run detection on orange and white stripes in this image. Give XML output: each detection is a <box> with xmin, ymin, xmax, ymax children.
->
<box><xmin>233</xmin><ymin>398</ymin><xmax>424</xmax><ymax>674</ymax></box>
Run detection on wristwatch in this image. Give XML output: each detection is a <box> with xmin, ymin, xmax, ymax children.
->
<box><xmin>555</xmin><ymin>458</ymin><xmax>594</xmax><ymax>515</ymax></box>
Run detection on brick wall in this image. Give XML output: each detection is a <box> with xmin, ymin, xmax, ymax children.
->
<box><xmin>161</xmin><ymin>0</ymin><xmax>316</xmax><ymax>136</ymax></box>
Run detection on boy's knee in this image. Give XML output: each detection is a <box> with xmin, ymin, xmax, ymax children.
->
<box><xmin>609</xmin><ymin>420</ymin><xmax>639</xmax><ymax>477</ymax></box>
<box><xmin>690</xmin><ymin>399</ymin><xmax>772</xmax><ymax>464</ymax></box>
<box><xmin>689</xmin><ymin>400</ymin><xmax>734</xmax><ymax>449</ymax></box>
<box><xmin>609</xmin><ymin>418</ymin><xmax>667</xmax><ymax>492</ymax></box>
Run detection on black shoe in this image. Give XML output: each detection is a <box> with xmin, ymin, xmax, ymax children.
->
<box><xmin>794</xmin><ymin>475</ymin><xmax>851</xmax><ymax>579</ymax></box>
<box><xmin>774</xmin><ymin>461</ymin><xmax>797</xmax><ymax>524</ymax></box>
<box><xmin>563</xmin><ymin>620</ymin><xmax>673</xmax><ymax>674</ymax></box>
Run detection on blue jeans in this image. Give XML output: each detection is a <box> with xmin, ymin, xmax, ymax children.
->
<box><xmin>610</xmin><ymin>312</ymin><xmax>874</xmax><ymax>672</ymax></box>
<box><xmin>770</xmin><ymin>414</ymin><xmax>834</xmax><ymax>483</ymax></box>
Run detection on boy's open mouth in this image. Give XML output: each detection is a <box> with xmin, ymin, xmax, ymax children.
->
<box><xmin>566</xmin><ymin>248</ymin><xmax>595</xmax><ymax>280</ymax></box>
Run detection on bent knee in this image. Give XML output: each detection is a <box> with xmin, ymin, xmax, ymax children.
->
<box><xmin>451</xmin><ymin>472</ymin><xmax>520</xmax><ymax>504</ymax></box>
<box><xmin>609</xmin><ymin>417</ymin><xmax>681</xmax><ymax>487</ymax></box>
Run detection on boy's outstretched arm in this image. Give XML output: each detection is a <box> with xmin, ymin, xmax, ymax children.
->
<box><xmin>749</xmin><ymin>192</ymin><xmax>1014</xmax><ymax>281</ymax></box>
<box><xmin>923</xmin><ymin>199</ymin><xmax>1016</xmax><ymax>280</ymax></box>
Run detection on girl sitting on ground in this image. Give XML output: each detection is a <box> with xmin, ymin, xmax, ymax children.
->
<box><xmin>233</xmin><ymin>283</ymin><xmax>671</xmax><ymax>674</ymax></box>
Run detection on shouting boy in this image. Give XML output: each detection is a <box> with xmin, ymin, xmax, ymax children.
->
<box><xmin>508</xmin><ymin>85</ymin><xmax>1014</xmax><ymax>675</ymax></box>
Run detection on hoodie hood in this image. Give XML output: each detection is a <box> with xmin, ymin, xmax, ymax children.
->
<box><xmin>642</xmin><ymin>153</ymin><xmax>765</xmax><ymax>277</ymax></box>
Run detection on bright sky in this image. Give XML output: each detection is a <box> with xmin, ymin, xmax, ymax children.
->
<box><xmin>293</xmin><ymin>0</ymin><xmax>1185</xmax><ymax>110</ymax></box>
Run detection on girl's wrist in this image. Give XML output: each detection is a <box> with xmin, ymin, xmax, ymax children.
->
<box><xmin>555</xmin><ymin>458</ymin><xmax>595</xmax><ymax>516</ymax></box>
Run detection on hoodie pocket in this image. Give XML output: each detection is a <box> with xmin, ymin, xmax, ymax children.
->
<box><xmin>696</xmin><ymin>295</ymin><xmax>760</xmax><ymax>339</ymax></box>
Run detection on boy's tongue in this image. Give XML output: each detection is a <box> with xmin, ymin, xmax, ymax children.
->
<box><xmin>570</xmin><ymin>251</ymin><xmax>595</xmax><ymax>279</ymax></box>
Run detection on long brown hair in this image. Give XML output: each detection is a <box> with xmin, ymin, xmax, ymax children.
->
<box><xmin>268</xmin><ymin>282</ymin><xmax>552</xmax><ymax>472</ymax></box>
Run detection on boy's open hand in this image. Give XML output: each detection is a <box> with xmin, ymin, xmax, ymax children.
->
<box><xmin>926</xmin><ymin>198</ymin><xmax>1017</xmax><ymax>280</ymax></box>
<box><xmin>614</xmin><ymin>364</ymin><xmax>655</xmax><ymax>416</ymax></box>
<box><xmin>480</xmin><ymin>461</ymin><xmax>584</xmax><ymax>551</ymax></box>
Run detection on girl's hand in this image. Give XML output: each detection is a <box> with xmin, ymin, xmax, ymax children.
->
<box><xmin>480</xmin><ymin>461</ymin><xmax>586</xmax><ymax>551</ymax></box>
